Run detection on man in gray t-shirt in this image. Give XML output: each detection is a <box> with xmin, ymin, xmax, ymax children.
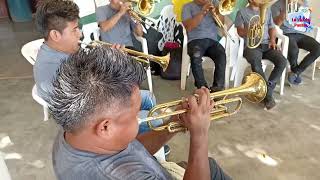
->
<box><xmin>50</xmin><ymin>47</ymin><xmax>231</xmax><ymax>180</ymax></box>
<box><xmin>271</xmin><ymin>0</ymin><xmax>320</xmax><ymax>85</ymax></box>
<box><xmin>33</xmin><ymin>0</ymin><xmax>82</xmax><ymax>102</ymax></box>
<box><xmin>96</xmin><ymin>0</ymin><xmax>143</xmax><ymax>48</ymax></box>
<box><xmin>235</xmin><ymin>0</ymin><xmax>286</xmax><ymax>110</ymax></box>
<box><xmin>182</xmin><ymin>0</ymin><xmax>226</xmax><ymax>92</ymax></box>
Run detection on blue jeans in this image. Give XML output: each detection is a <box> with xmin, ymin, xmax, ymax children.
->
<box><xmin>138</xmin><ymin>90</ymin><xmax>163</xmax><ymax>134</ymax></box>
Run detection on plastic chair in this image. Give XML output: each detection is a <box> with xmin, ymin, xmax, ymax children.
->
<box><xmin>21</xmin><ymin>39</ymin><xmax>50</xmax><ymax>121</ymax></box>
<box><xmin>20</xmin><ymin>39</ymin><xmax>44</xmax><ymax>65</ymax></box>
<box><xmin>180</xmin><ymin>24</ymin><xmax>234</xmax><ymax>90</ymax></box>
<box><xmin>0</xmin><ymin>155</ymin><xmax>11</xmax><ymax>180</ymax></box>
<box><xmin>233</xmin><ymin>27</ymin><xmax>288</xmax><ymax>95</ymax></box>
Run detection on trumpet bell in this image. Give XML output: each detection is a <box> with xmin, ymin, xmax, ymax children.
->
<box><xmin>219</xmin><ymin>0</ymin><xmax>237</xmax><ymax>16</ymax></box>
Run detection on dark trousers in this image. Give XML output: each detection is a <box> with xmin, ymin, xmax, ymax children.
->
<box><xmin>188</xmin><ymin>38</ymin><xmax>226</xmax><ymax>89</ymax></box>
<box><xmin>285</xmin><ymin>33</ymin><xmax>320</xmax><ymax>74</ymax></box>
<box><xmin>209</xmin><ymin>157</ymin><xmax>232</xmax><ymax>180</ymax></box>
<box><xmin>244</xmin><ymin>44</ymin><xmax>287</xmax><ymax>99</ymax></box>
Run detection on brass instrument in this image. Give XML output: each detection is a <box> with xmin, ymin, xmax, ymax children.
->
<box><xmin>83</xmin><ymin>40</ymin><xmax>170</xmax><ymax>71</ymax></box>
<box><xmin>247</xmin><ymin>0</ymin><xmax>277</xmax><ymax>48</ymax></box>
<box><xmin>139</xmin><ymin>72</ymin><xmax>267</xmax><ymax>133</ymax></box>
<box><xmin>122</xmin><ymin>0</ymin><xmax>158</xmax><ymax>30</ymax></box>
<box><xmin>209</xmin><ymin>0</ymin><xmax>236</xmax><ymax>43</ymax></box>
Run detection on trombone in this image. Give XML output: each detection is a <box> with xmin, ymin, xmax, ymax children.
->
<box><xmin>82</xmin><ymin>40</ymin><xmax>170</xmax><ymax>71</ymax></box>
<box><xmin>139</xmin><ymin>73</ymin><xmax>267</xmax><ymax>133</ymax></box>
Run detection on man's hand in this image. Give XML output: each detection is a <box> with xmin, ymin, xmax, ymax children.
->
<box><xmin>202</xmin><ymin>3</ymin><xmax>215</xmax><ymax>15</ymax></box>
<box><xmin>119</xmin><ymin>2</ymin><xmax>131</xmax><ymax>16</ymax></box>
<box><xmin>180</xmin><ymin>87</ymin><xmax>214</xmax><ymax>137</ymax></box>
<box><xmin>111</xmin><ymin>43</ymin><xmax>125</xmax><ymax>50</ymax></box>
<box><xmin>269</xmin><ymin>40</ymin><xmax>277</xmax><ymax>50</ymax></box>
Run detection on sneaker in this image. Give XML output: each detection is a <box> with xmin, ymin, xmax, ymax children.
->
<box><xmin>164</xmin><ymin>145</ymin><xmax>171</xmax><ymax>156</ymax></box>
<box><xmin>288</xmin><ymin>72</ymin><xmax>302</xmax><ymax>85</ymax></box>
<box><xmin>264</xmin><ymin>97</ymin><xmax>276</xmax><ymax>110</ymax></box>
<box><xmin>210</xmin><ymin>86</ymin><xmax>224</xmax><ymax>93</ymax></box>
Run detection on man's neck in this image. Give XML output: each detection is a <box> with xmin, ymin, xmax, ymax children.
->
<box><xmin>46</xmin><ymin>41</ymin><xmax>73</xmax><ymax>54</ymax></box>
<box><xmin>64</xmin><ymin>131</ymin><xmax>120</xmax><ymax>155</ymax></box>
<box><xmin>110</xmin><ymin>2</ymin><xmax>119</xmax><ymax>10</ymax></box>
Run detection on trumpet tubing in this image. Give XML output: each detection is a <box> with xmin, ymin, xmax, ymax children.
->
<box><xmin>141</xmin><ymin>73</ymin><xmax>267</xmax><ymax>133</ymax></box>
<box><xmin>85</xmin><ymin>40</ymin><xmax>170</xmax><ymax>71</ymax></box>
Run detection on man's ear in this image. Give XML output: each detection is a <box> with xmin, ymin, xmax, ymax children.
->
<box><xmin>95</xmin><ymin>119</ymin><xmax>111</xmax><ymax>138</ymax></box>
<box><xmin>48</xmin><ymin>29</ymin><xmax>62</xmax><ymax>42</ymax></box>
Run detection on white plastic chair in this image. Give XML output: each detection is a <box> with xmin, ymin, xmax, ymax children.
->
<box><xmin>0</xmin><ymin>155</ymin><xmax>11</xmax><ymax>180</ymax></box>
<box><xmin>21</xmin><ymin>39</ymin><xmax>50</xmax><ymax>121</ymax></box>
<box><xmin>233</xmin><ymin>27</ymin><xmax>288</xmax><ymax>95</ymax></box>
<box><xmin>21</xmin><ymin>39</ymin><xmax>44</xmax><ymax>65</ymax></box>
<box><xmin>180</xmin><ymin>24</ymin><xmax>233</xmax><ymax>90</ymax></box>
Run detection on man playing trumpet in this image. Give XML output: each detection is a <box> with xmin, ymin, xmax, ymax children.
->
<box><xmin>182</xmin><ymin>0</ymin><xmax>227</xmax><ymax>93</ymax></box>
<box><xmin>50</xmin><ymin>46</ymin><xmax>232</xmax><ymax>180</ymax></box>
<box><xmin>235</xmin><ymin>0</ymin><xmax>287</xmax><ymax>110</ymax></box>
<box><xmin>96</xmin><ymin>0</ymin><xmax>144</xmax><ymax>49</ymax></box>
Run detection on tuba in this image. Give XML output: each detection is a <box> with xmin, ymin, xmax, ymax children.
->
<box><xmin>82</xmin><ymin>40</ymin><xmax>170</xmax><ymax>71</ymax></box>
<box><xmin>139</xmin><ymin>73</ymin><xmax>267</xmax><ymax>133</ymax></box>
<box><xmin>247</xmin><ymin>0</ymin><xmax>277</xmax><ymax>49</ymax></box>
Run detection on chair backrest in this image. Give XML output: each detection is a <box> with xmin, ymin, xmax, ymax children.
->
<box><xmin>156</xmin><ymin>5</ymin><xmax>180</xmax><ymax>51</ymax></box>
<box><xmin>81</xmin><ymin>22</ymin><xmax>100</xmax><ymax>47</ymax></box>
<box><xmin>21</xmin><ymin>39</ymin><xmax>44</xmax><ymax>65</ymax></box>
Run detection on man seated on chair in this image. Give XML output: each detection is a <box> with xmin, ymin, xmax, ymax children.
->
<box><xmin>271</xmin><ymin>0</ymin><xmax>320</xmax><ymax>85</ymax></box>
<box><xmin>96</xmin><ymin>0</ymin><xmax>144</xmax><ymax>50</ymax></box>
<box><xmin>50</xmin><ymin>46</ymin><xmax>232</xmax><ymax>180</ymax></box>
<box><xmin>34</xmin><ymin>0</ymin><xmax>160</xmax><ymax>136</ymax></box>
<box><xmin>182</xmin><ymin>0</ymin><xmax>226</xmax><ymax>93</ymax></box>
<box><xmin>235</xmin><ymin>0</ymin><xmax>287</xmax><ymax>110</ymax></box>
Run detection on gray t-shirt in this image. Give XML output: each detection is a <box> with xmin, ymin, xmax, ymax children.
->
<box><xmin>96</xmin><ymin>5</ymin><xmax>136</xmax><ymax>46</ymax></box>
<box><xmin>33</xmin><ymin>44</ymin><xmax>69</xmax><ymax>102</ymax></box>
<box><xmin>271</xmin><ymin>0</ymin><xmax>309</xmax><ymax>34</ymax></box>
<box><xmin>52</xmin><ymin>131</ymin><xmax>173</xmax><ymax>180</ymax></box>
<box><xmin>235</xmin><ymin>7</ymin><xmax>275</xmax><ymax>45</ymax></box>
<box><xmin>182</xmin><ymin>0</ymin><xmax>219</xmax><ymax>42</ymax></box>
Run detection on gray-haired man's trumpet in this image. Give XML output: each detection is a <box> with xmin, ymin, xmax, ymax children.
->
<box><xmin>81</xmin><ymin>40</ymin><xmax>170</xmax><ymax>71</ymax></box>
<box><xmin>139</xmin><ymin>73</ymin><xmax>267</xmax><ymax>133</ymax></box>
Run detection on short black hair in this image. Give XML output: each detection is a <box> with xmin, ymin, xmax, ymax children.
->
<box><xmin>35</xmin><ymin>0</ymin><xmax>79</xmax><ymax>39</ymax></box>
<box><xmin>49</xmin><ymin>47</ymin><xmax>146</xmax><ymax>133</ymax></box>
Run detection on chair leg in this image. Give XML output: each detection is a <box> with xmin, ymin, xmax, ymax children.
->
<box><xmin>44</xmin><ymin>106</ymin><xmax>49</xmax><ymax>121</ymax></box>
<box><xmin>153</xmin><ymin>146</ymin><xmax>166</xmax><ymax>162</ymax></box>
<box><xmin>181</xmin><ymin>57</ymin><xmax>190</xmax><ymax>90</ymax></box>
<box><xmin>312</xmin><ymin>61</ymin><xmax>317</xmax><ymax>80</ymax></box>
<box><xmin>225</xmin><ymin>63</ymin><xmax>230</xmax><ymax>89</ymax></box>
<box><xmin>234</xmin><ymin>58</ymin><xmax>248</xmax><ymax>87</ymax></box>
<box><xmin>146</xmin><ymin>67</ymin><xmax>153</xmax><ymax>93</ymax></box>
<box><xmin>279</xmin><ymin>68</ymin><xmax>286</xmax><ymax>95</ymax></box>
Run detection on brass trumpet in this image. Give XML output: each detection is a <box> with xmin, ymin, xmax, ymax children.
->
<box><xmin>84</xmin><ymin>40</ymin><xmax>170</xmax><ymax>71</ymax></box>
<box><xmin>139</xmin><ymin>73</ymin><xmax>267</xmax><ymax>133</ymax></box>
<box><xmin>209</xmin><ymin>0</ymin><xmax>236</xmax><ymax>43</ymax></box>
<box><xmin>247</xmin><ymin>0</ymin><xmax>277</xmax><ymax>48</ymax></box>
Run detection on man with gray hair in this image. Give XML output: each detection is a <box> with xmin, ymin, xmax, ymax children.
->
<box><xmin>50</xmin><ymin>46</ymin><xmax>232</xmax><ymax>180</ymax></box>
